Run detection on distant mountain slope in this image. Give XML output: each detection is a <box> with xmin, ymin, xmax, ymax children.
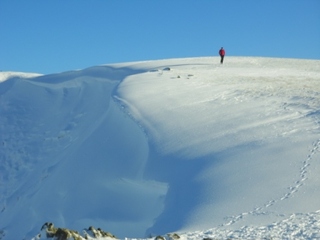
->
<box><xmin>0</xmin><ymin>57</ymin><xmax>320</xmax><ymax>240</ymax></box>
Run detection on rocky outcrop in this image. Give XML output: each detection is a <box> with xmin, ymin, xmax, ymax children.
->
<box><xmin>37</xmin><ymin>222</ymin><xmax>117</xmax><ymax>240</ymax></box>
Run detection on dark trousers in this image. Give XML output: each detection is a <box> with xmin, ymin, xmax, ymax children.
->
<box><xmin>220</xmin><ymin>55</ymin><xmax>224</xmax><ymax>64</ymax></box>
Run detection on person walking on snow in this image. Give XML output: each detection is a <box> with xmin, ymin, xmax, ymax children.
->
<box><xmin>219</xmin><ymin>47</ymin><xmax>225</xmax><ymax>64</ymax></box>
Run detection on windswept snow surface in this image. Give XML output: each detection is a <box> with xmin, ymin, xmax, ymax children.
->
<box><xmin>0</xmin><ymin>57</ymin><xmax>320</xmax><ymax>239</ymax></box>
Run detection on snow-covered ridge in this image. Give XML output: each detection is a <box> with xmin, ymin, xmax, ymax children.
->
<box><xmin>0</xmin><ymin>71</ymin><xmax>42</xmax><ymax>82</ymax></box>
<box><xmin>0</xmin><ymin>57</ymin><xmax>320</xmax><ymax>240</ymax></box>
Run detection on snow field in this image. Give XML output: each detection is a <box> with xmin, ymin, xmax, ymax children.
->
<box><xmin>0</xmin><ymin>57</ymin><xmax>320</xmax><ymax>239</ymax></box>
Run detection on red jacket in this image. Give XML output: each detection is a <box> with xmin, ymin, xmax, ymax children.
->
<box><xmin>219</xmin><ymin>49</ymin><xmax>225</xmax><ymax>56</ymax></box>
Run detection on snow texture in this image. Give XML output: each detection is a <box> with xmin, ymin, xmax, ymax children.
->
<box><xmin>0</xmin><ymin>57</ymin><xmax>320</xmax><ymax>239</ymax></box>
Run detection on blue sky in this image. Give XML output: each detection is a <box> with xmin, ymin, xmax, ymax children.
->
<box><xmin>1</xmin><ymin>0</ymin><xmax>319</xmax><ymax>74</ymax></box>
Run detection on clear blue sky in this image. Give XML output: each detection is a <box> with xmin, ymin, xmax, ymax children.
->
<box><xmin>1</xmin><ymin>0</ymin><xmax>319</xmax><ymax>74</ymax></box>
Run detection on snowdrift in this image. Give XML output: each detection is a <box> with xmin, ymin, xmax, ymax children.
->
<box><xmin>0</xmin><ymin>57</ymin><xmax>320</xmax><ymax>240</ymax></box>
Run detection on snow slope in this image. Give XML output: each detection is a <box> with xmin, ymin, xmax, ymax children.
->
<box><xmin>0</xmin><ymin>57</ymin><xmax>320</xmax><ymax>239</ymax></box>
